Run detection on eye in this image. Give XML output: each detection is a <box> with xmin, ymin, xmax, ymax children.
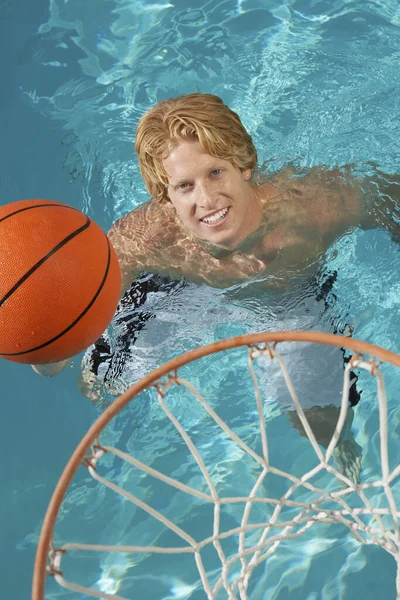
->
<box><xmin>211</xmin><ymin>168</ymin><xmax>222</xmax><ymax>176</ymax></box>
<box><xmin>176</xmin><ymin>182</ymin><xmax>192</xmax><ymax>191</ymax></box>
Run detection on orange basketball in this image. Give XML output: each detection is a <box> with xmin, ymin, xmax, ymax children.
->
<box><xmin>0</xmin><ymin>199</ymin><xmax>121</xmax><ymax>364</ymax></box>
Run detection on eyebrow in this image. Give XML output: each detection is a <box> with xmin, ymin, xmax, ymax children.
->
<box><xmin>170</xmin><ymin>165</ymin><xmax>224</xmax><ymax>188</ymax></box>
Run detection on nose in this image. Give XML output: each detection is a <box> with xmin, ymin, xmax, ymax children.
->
<box><xmin>196</xmin><ymin>181</ymin><xmax>217</xmax><ymax>209</ymax></box>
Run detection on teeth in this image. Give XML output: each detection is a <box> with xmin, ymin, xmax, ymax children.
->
<box><xmin>202</xmin><ymin>208</ymin><xmax>228</xmax><ymax>224</ymax></box>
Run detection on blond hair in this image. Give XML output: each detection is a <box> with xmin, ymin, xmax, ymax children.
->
<box><xmin>135</xmin><ymin>93</ymin><xmax>257</xmax><ymax>202</ymax></box>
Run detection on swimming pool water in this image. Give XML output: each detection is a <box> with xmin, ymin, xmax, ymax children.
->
<box><xmin>1</xmin><ymin>0</ymin><xmax>400</xmax><ymax>598</ymax></box>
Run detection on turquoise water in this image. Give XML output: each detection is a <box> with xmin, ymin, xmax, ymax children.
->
<box><xmin>1</xmin><ymin>0</ymin><xmax>400</xmax><ymax>598</ymax></box>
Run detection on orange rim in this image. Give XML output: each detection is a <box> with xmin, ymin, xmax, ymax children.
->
<box><xmin>32</xmin><ymin>330</ymin><xmax>400</xmax><ymax>599</ymax></box>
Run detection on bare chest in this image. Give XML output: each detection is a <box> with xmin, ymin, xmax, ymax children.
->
<box><xmin>152</xmin><ymin>225</ymin><xmax>316</xmax><ymax>287</ymax></box>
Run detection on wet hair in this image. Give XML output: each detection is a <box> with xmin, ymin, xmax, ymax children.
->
<box><xmin>135</xmin><ymin>93</ymin><xmax>258</xmax><ymax>202</ymax></box>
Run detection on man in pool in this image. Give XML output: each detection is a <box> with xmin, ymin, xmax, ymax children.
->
<box><xmin>51</xmin><ymin>93</ymin><xmax>396</xmax><ymax>375</ymax></box>
<box><xmin>101</xmin><ymin>94</ymin><xmax>399</xmax><ymax>292</ymax></box>
<box><xmin>34</xmin><ymin>93</ymin><xmax>399</xmax><ymax>481</ymax></box>
<box><xmin>35</xmin><ymin>93</ymin><xmax>398</xmax><ymax>357</ymax></box>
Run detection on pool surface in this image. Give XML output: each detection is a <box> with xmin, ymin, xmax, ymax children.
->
<box><xmin>1</xmin><ymin>0</ymin><xmax>400</xmax><ymax>599</ymax></box>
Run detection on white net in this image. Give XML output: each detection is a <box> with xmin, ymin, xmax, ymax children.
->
<box><xmin>37</xmin><ymin>337</ymin><xmax>400</xmax><ymax>600</ymax></box>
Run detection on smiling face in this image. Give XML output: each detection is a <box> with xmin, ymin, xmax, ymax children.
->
<box><xmin>163</xmin><ymin>139</ymin><xmax>262</xmax><ymax>249</ymax></box>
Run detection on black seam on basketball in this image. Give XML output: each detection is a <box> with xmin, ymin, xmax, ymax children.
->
<box><xmin>1</xmin><ymin>234</ymin><xmax>112</xmax><ymax>357</ymax></box>
<box><xmin>0</xmin><ymin>203</ymin><xmax>81</xmax><ymax>225</ymax></box>
<box><xmin>0</xmin><ymin>215</ymin><xmax>91</xmax><ymax>307</ymax></box>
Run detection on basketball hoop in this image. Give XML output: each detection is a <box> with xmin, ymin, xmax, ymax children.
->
<box><xmin>32</xmin><ymin>331</ymin><xmax>400</xmax><ymax>599</ymax></box>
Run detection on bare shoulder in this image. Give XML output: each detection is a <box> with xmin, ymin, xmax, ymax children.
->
<box><xmin>108</xmin><ymin>199</ymin><xmax>159</xmax><ymax>234</ymax></box>
<box><xmin>267</xmin><ymin>165</ymin><xmax>364</xmax><ymax>230</ymax></box>
<box><xmin>268</xmin><ymin>164</ymin><xmax>359</xmax><ymax>192</ymax></box>
<box><xmin>107</xmin><ymin>199</ymin><xmax>174</xmax><ymax>292</ymax></box>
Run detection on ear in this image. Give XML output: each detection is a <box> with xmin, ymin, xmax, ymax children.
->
<box><xmin>242</xmin><ymin>168</ymin><xmax>252</xmax><ymax>181</ymax></box>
